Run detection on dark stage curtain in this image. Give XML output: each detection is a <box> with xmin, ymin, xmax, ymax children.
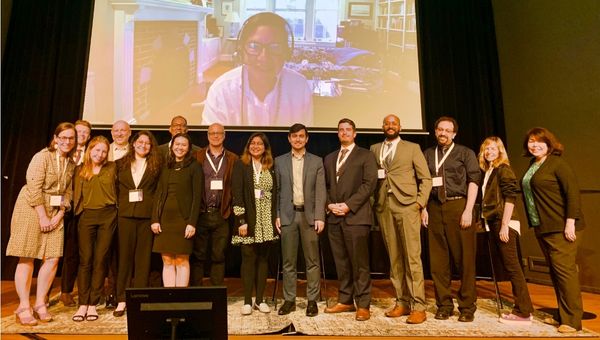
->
<box><xmin>1</xmin><ymin>0</ymin><xmax>504</xmax><ymax>280</ymax></box>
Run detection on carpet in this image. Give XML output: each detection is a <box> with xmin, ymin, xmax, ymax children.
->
<box><xmin>2</xmin><ymin>297</ymin><xmax>598</xmax><ymax>337</ymax></box>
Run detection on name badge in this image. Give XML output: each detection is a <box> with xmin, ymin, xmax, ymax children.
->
<box><xmin>210</xmin><ymin>180</ymin><xmax>223</xmax><ymax>190</ymax></box>
<box><xmin>432</xmin><ymin>176</ymin><xmax>443</xmax><ymax>187</ymax></box>
<box><xmin>50</xmin><ymin>195</ymin><xmax>63</xmax><ymax>207</ymax></box>
<box><xmin>129</xmin><ymin>189</ymin><xmax>143</xmax><ymax>202</ymax></box>
<box><xmin>377</xmin><ymin>168</ymin><xmax>386</xmax><ymax>179</ymax></box>
<box><xmin>254</xmin><ymin>189</ymin><xmax>263</xmax><ymax>199</ymax></box>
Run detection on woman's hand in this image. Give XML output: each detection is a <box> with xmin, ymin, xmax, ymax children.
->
<box><xmin>151</xmin><ymin>223</ymin><xmax>162</xmax><ymax>234</ymax></box>
<box><xmin>39</xmin><ymin>214</ymin><xmax>52</xmax><ymax>233</ymax></box>
<box><xmin>49</xmin><ymin>210</ymin><xmax>65</xmax><ymax>231</ymax></box>
<box><xmin>238</xmin><ymin>224</ymin><xmax>248</xmax><ymax>237</ymax></box>
<box><xmin>499</xmin><ymin>224</ymin><xmax>510</xmax><ymax>243</ymax></box>
<box><xmin>564</xmin><ymin>218</ymin><xmax>576</xmax><ymax>242</ymax></box>
<box><xmin>184</xmin><ymin>225</ymin><xmax>196</xmax><ymax>239</ymax></box>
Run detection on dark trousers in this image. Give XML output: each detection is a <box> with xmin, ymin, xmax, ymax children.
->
<box><xmin>327</xmin><ymin>221</ymin><xmax>371</xmax><ymax>309</ymax></box>
<box><xmin>105</xmin><ymin>231</ymin><xmax>118</xmax><ymax>298</ymax></box>
<box><xmin>488</xmin><ymin>220</ymin><xmax>533</xmax><ymax>317</ymax></box>
<box><xmin>116</xmin><ymin>217</ymin><xmax>153</xmax><ymax>303</ymax></box>
<box><xmin>191</xmin><ymin>211</ymin><xmax>230</xmax><ymax>286</ymax></box>
<box><xmin>240</xmin><ymin>243</ymin><xmax>271</xmax><ymax>305</ymax></box>
<box><xmin>61</xmin><ymin>210</ymin><xmax>79</xmax><ymax>293</ymax></box>
<box><xmin>537</xmin><ymin>231</ymin><xmax>583</xmax><ymax>330</ymax></box>
<box><xmin>427</xmin><ymin>199</ymin><xmax>477</xmax><ymax>314</ymax></box>
<box><xmin>77</xmin><ymin>206</ymin><xmax>117</xmax><ymax>305</ymax></box>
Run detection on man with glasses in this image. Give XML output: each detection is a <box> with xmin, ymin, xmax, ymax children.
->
<box><xmin>201</xmin><ymin>12</ymin><xmax>313</xmax><ymax>126</ymax></box>
<box><xmin>190</xmin><ymin>123</ymin><xmax>238</xmax><ymax>286</ymax></box>
<box><xmin>158</xmin><ymin>115</ymin><xmax>200</xmax><ymax>158</ymax></box>
<box><xmin>421</xmin><ymin>116</ymin><xmax>480</xmax><ymax>322</ymax></box>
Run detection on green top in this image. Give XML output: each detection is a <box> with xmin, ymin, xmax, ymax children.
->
<box><xmin>81</xmin><ymin>165</ymin><xmax>117</xmax><ymax>209</ymax></box>
<box><xmin>522</xmin><ymin>161</ymin><xmax>542</xmax><ymax>226</ymax></box>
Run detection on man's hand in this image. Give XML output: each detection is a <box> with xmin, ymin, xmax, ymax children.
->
<box><xmin>314</xmin><ymin>220</ymin><xmax>325</xmax><ymax>234</ymax></box>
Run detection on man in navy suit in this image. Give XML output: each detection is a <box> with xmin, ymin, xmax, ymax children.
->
<box><xmin>275</xmin><ymin>123</ymin><xmax>326</xmax><ymax>317</ymax></box>
<box><xmin>323</xmin><ymin>118</ymin><xmax>378</xmax><ymax>321</ymax></box>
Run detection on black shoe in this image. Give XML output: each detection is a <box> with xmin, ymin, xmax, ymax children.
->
<box><xmin>306</xmin><ymin>300</ymin><xmax>318</xmax><ymax>317</ymax></box>
<box><xmin>113</xmin><ymin>309</ymin><xmax>126</xmax><ymax>317</ymax></box>
<box><xmin>105</xmin><ymin>295</ymin><xmax>117</xmax><ymax>309</ymax></box>
<box><xmin>458</xmin><ymin>312</ymin><xmax>475</xmax><ymax>322</ymax></box>
<box><xmin>434</xmin><ymin>309</ymin><xmax>452</xmax><ymax>320</ymax></box>
<box><xmin>277</xmin><ymin>301</ymin><xmax>296</xmax><ymax>315</ymax></box>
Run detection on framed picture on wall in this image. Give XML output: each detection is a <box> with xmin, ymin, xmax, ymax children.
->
<box><xmin>348</xmin><ymin>2</ymin><xmax>372</xmax><ymax>19</ymax></box>
<box><xmin>222</xmin><ymin>1</ymin><xmax>232</xmax><ymax>16</ymax></box>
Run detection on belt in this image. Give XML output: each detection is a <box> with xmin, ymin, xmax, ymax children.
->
<box><xmin>293</xmin><ymin>205</ymin><xmax>304</xmax><ymax>212</ymax></box>
<box><xmin>446</xmin><ymin>196</ymin><xmax>464</xmax><ymax>201</ymax></box>
<box><xmin>207</xmin><ymin>207</ymin><xmax>220</xmax><ymax>213</ymax></box>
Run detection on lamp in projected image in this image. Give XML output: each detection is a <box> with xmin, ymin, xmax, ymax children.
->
<box><xmin>225</xmin><ymin>11</ymin><xmax>241</xmax><ymax>38</ymax></box>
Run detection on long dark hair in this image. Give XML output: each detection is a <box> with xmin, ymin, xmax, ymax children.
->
<box><xmin>240</xmin><ymin>132</ymin><xmax>273</xmax><ymax>170</ymax></box>
<box><xmin>522</xmin><ymin>127</ymin><xmax>564</xmax><ymax>157</ymax></box>
<box><xmin>167</xmin><ymin>133</ymin><xmax>194</xmax><ymax>169</ymax></box>
<box><xmin>118</xmin><ymin>130</ymin><xmax>162</xmax><ymax>178</ymax></box>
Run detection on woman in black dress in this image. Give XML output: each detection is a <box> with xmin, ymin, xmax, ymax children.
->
<box><xmin>151</xmin><ymin>133</ymin><xmax>203</xmax><ymax>287</ymax></box>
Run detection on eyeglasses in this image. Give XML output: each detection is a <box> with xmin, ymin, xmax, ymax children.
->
<box><xmin>135</xmin><ymin>141</ymin><xmax>152</xmax><ymax>146</ymax></box>
<box><xmin>208</xmin><ymin>132</ymin><xmax>224</xmax><ymax>136</ymax></box>
<box><xmin>245</xmin><ymin>41</ymin><xmax>287</xmax><ymax>56</ymax></box>
<box><xmin>57</xmin><ymin>136</ymin><xmax>75</xmax><ymax>142</ymax></box>
<box><xmin>435</xmin><ymin>127</ymin><xmax>454</xmax><ymax>134</ymax></box>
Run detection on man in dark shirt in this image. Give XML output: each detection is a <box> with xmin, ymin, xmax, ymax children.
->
<box><xmin>191</xmin><ymin>123</ymin><xmax>238</xmax><ymax>286</ymax></box>
<box><xmin>421</xmin><ymin>116</ymin><xmax>480</xmax><ymax>322</ymax></box>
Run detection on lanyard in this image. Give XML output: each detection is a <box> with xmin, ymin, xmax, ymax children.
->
<box><xmin>434</xmin><ymin>143</ymin><xmax>455</xmax><ymax>175</ymax></box>
<box><xmin>252</xmin><ymin>160</ymin><xmax>262</xmax><ymax>184</ymax></box>
<box><xmin>379</xmin><ymin>140</ymin><xmax>396</xmax><ymax>165</ymax></box>
<box><xmin>206</xmin><ymin>150</ymin><xmax>224</xmax><ymax>175</ymax></box>
<box><xmin>240</xmin><ymin>65</ymin><xmax>283</xmax><ymax>125</ymax></box>
<box><xmin>55</xmin><ymin>151</ymin><xmax>68</xmax><ymax>194</ymax></box>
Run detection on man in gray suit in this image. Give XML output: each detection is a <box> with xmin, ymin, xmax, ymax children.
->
<box><xmin>275</xmin><ymin>123</ymin><xmax>326</xmax><ymax>317</ymax></box>
<box><xmin>370</xmin><ymin>114</ymin><xmax>432</xmax><ymax>324</ymax></box>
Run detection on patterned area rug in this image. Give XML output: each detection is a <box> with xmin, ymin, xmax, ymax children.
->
<box><xmin>2</xmin><ymin>297</ymin><xmax>598</xmax><ymax>337</ymax></box>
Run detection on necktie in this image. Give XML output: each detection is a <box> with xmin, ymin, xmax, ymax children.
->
<box><xmin>437</xmin><ymin>147</ymin><xmax>447</xmax><ymax>203</ymax></box>
<box><xmin>384</xmin><ymin>142</ymin><xmax>393</xmax><ymax>168</ymax></box>
<box><xmin>338</xmin><ymin>148</ymin><xmax>348</xmax><ymax>164</ymax></box>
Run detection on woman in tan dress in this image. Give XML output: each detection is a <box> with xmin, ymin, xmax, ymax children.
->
<box><xmin>6</xmin><ymin>122</ymin><xmax>77</xmax><ymax>326</ymax></box>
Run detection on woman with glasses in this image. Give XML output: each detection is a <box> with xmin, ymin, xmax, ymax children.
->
<box><xmin>202</xmin><ymin>12</ymin><xmax>313</xmax><ymax>126</ymax></box>
<box><xmin>232</xmin><ymin>132</ymin><xmax>279</xmax><ymax>315</ymax></box>
<box><xmin>7</xmin><ymin>122</ymin><xmax>77</xmax><ymax>326</ymax></box>
<box><xmin>113</xmin><ymin>131</ymin><xmax>163</xmax><ymax>317</ymax></box>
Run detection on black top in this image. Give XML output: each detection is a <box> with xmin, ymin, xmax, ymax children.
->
<box><xmin>202</xmin><ymin>149</ymin><xmax>227</xmax><ymax>209</ymax></box>
<box><xmin>423</xmin><ymin>143</ymin><xmax>480</xmax><ymax>200</ymax></box>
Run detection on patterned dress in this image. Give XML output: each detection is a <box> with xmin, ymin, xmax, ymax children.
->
<box><xmin>6</xmin><ymin>148</ymin><xmax>75</xmax><ymax>259</ymax></box>
<box><xmin>231</xmin><ymin>169</ymin><xmax>279</xmax><ymax>245</ymax></box>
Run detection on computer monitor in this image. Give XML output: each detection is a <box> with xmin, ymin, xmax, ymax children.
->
<box><xmin>126</xmin><ymin>286</ymin><xmax>227</xmax><ymax>340</ymax></box>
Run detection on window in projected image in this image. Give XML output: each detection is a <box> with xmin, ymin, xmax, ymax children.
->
<box><xmin>82</xmin><ymin>0</ymin><xmax>423</xmax><ymax>130</ymax></box>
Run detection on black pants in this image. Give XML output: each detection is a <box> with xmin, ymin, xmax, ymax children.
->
<box><xmin>488</xmin><ymin>220</ymin><xmax>533</xmax><ymax>317</ymax></box>
<box><xmin>77</xmin><ymin>206</ymin><xmax>117</xmax><ymax>305</ymax></box>
<box><xmin>61</xmin><ymin>210</ymin><xmax>79</xmax><ymax>293</ymax></box>
<box><xmin>240</xmin><ymin>243</ymin><xmax>271</xmax><ymax>305</ymax></box>
<box><xmin>427</xmin><ymin>199</ymin><xmax>477</xmax><ymax>314</ymax></box>
<box><xmin>327</xmin><ymin>221</ymin><xmax>372</xmax><ymax>309</ymax></box>
<box><xmin>191</xmin><ymin>211</ymin><xmax>230</xmax><ymax>286</ymax></box>
<box><xmin>116</xmin><ymin>217</ymin><xmax>153</xmax><ymax>303</ymax></box>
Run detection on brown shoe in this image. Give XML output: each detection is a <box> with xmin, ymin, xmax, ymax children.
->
<box><xmin>355</xmin><ymin>308</ymin><xmax>370</xmax><ymax>321</ymax></box>
<box><xmin>385</xmin><ymin>305</ymin><xmax>411</xmax><ymax>318</ymax></box>
<box><xmin>406</xmin><ymin>310</ymin><xmax>427</xmax><ymax>324</ymax></box>
<box><xmin>60</xmin><ymin>293</ymin><xmax>76</xmax><ymax>307</ymax></box>
<box><xmin>324</xmin><ymin>303</ymin><xmax>356</xmax><ymax>314</ymax></box>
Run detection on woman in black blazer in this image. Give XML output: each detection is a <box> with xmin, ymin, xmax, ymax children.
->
<box><xmin>113</xmin><ymin>131</ymin><xmax>162</xmax><ymax>317</ymax></box>
<box><xmin>478</xmin><ymin>137</ymin><xmax>533</xmax><ymax>325</ymax></box>
<box><xmin>151</xmin><ymin>133</ymin><xmax>203</xmax><ymax>287</ymax></box>
<box><xmin>521</xmin><ymin>128</ymin><xmax>585</xmax><ymax>333</ymax></box>
<box><xmin>232</xmin><ymin>132</ymin><xmax>278</xmax><ymax>315</ymax></box>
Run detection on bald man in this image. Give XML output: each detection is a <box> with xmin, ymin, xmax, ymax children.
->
<box><xmin>108</xmin><ymin>120</ymin><xmax>131</xmax><ymax>161</ymax></box>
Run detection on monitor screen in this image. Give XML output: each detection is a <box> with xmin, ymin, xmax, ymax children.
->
<box><xmin>126</xmin><ymin>286</ymin><xmax>227</xmax><ymax>340</ymax></box>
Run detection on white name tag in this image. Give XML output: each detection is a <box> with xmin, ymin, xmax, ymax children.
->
<box><xmin>254</xmin><ymin>189</ymin><xmax>263</xmax><ymax>199</ymax></box>
<box><xmin>129</xmin><ymin>189</ymin><xmax>143</xmax><ymax>202</ymax></box>
<box><xmin>210</xmin><ymin>180</ymin><xmax>223</xmax><ymax>190</ymax></box>
<box><xmin>432</xmin><ymin>176</ymin><xmax>443</xmax><ymax>187</ymax></box>
<box><xmin>50</xmin><ymin>195</ymin><xmax>63</xmax><ymax>207</ymax></box>
<box><xmin>377</xmin><ymin>168</ymin><xmax>386</xmax><ymax>179</ymax></box>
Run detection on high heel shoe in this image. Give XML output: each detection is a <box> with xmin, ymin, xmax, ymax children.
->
<box><xmin>32</xmin><ymin>304</ymin><xmax>53</xmax><ymax>322</ymax></box>
<box><xmin>14</xmin><ymin>307</ymin><xmax>38</xmax><ymax>326</ymax></box>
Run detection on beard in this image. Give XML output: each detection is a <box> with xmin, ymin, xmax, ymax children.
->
<box><xmin>384</xmin><ymin>129</ymin><xmax>399</xmax><ymax>140</ymax></box>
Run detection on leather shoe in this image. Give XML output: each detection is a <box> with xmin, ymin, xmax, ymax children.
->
<box><xmin>60</xmin><ymin>293</ymin><xmax>76</xmax><ymax>307</ymax></box>
<box><xmin>385</xmin><ymin>305</ymin><xmax>411</xmax><ymax>318</ymax></box>
<box><xmin>113</xmin><ymin>309</ymin><xmax>126</xmax><ymax>317</ymax></box>
<box><xmin>306</xmin><ymin>301</ymin><xmax>318</xmax><ymax>317</ymax></box>
<box><xmin>277</xmin><ymin>301</ymin><xmax>296</xmax><ymax>315</ymax></box>
<box><xmin>324</xmin><ymin>303</ymin><xmax>356</xmax><ymax>314</ymax></box>
<box><xmin>458</xmin><ymin>312</ymin><xmax>475</xmax><ymax>322</ymax></box>
<box><xmin>355</xmin><ymin>308</ymin><xmax>370</xmax><ymax>321</ymax></box>
<box><xmin>406</xmin><ymin>310</ymin><xmax>427</xmax><ymax>324</ymax></box>
<box><xmin>434</xmin><ymin>309</ymin><xmax>452</xmax><ymax>320</ymax></box>
<box><xmin>105</xmin><ymin>295</ymin><xmax>117</xmax><ymax>309</ymax></box>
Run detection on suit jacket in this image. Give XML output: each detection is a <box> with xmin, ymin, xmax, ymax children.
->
<box><xmin>324</xmin><ymin>145</ymin><xmax>378</xmax><ymax>226</ymax></box>
<box><xmin>115</xmin><ymin>158</ymin><xmax>161</xmax><ymax>219</ymax></box>
<box><xmin>195</xmin><ymin>147</ymin><xmax>239</xmax><ymax>219</ymax></box>
<box><xmin>481</xmin><ymin>164</ymin><xmax>519</xmax><ymax>222</ymax></box>
<box><xmin>370</xmin><ymin>140</ymin><xmax>432</xmax><ymax>212</ymax></box>
<box><xmin>275</xmin><ymin>151</ymin><xmax>326</xmax><ymax>225</ymax></box>
<box><xmin>232</xmin><ymin>159</ymin><xmax>278</xmax><ymax>236</ymax></box>
<box><xmin>151</xmin><ymin>160</ymin><xmax>203</xmax><ymax>227</ymax></box>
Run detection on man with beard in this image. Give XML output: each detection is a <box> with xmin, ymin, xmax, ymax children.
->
<box><xmin>421</xmin><ymin>116</ymin><xmax>480</xmax><ymax>322</ymax></box>
<box><xmin>370</xmin><ymin>114</ymin><xmax>431</xmax><ymax>324</ymax></box>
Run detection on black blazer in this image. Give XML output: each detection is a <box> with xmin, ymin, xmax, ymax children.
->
<box><xmin>481</xmin><ymin>164</ymin><xmax>519</xmax><ymax>222</ymax></box>
<box><xmin>323</xmin><ymin>146</ymin><xmax>378</xmax><ymax>226</ymax></box>
<box><xmin>116</xmin><ymin>158</ymin><xmax>160</xmax><ymax>219</ymax></box>
<box><xmin>232</xmin><ymin>159</ymin><xmax>278</xmax><ymax>237</ymax></box>
<box><xmin>151</xmin><ymin>160</ymin><xmax>203</xmax><ymax>227</ymax></box>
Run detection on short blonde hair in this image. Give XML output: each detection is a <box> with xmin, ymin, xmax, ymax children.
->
<box><xmin>478</xmin><ymin>136</ymin><xmax>510</xmax><ymax>171</ymax></box>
